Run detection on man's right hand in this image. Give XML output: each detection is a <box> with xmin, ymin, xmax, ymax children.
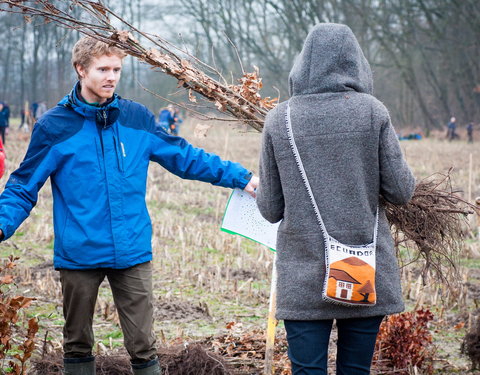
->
<box><xmin>244</xmin><ymin>175</ymin><xmax>259</xmax><ymax>198</ymax></box>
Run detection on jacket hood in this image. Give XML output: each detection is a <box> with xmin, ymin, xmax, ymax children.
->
<box><xmin>288</xmin><ymin>23</ymin><xmax>373</xmax><ymax>96</ymax></box>
<box><xmin>58</xmin><ymin>81</ymin><xmax>120</xmax><ymax>121</ymax></box>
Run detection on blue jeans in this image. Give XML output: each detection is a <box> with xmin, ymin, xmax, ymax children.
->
<box><xmin>284</xmin><ymin>316</ymin><xmax>384</xmax><ymax>375</ymax></box>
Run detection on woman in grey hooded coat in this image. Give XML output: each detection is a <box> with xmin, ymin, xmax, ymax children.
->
<box><xmin>256</xmin><ymin>24</ymin><xmax>415</xmax><ymax>374</ymax></box>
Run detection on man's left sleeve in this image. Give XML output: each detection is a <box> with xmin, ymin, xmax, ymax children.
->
<box><xmin>146</xmin><ymin>113</ymin><xmax>252</xmax><ymax>189</ymax></box>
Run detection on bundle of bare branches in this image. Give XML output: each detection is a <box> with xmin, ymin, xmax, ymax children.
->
<box><xmin>383</xmin><ymin>170</ymin><xmax>475</xmax><ymax>285</ymax></box>
<box><xmin>1</xmin><ymin>0</ymin><xmax>477</xmax><ymax>282</ymax></box>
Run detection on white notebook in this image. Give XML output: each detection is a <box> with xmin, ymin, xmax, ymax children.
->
<box><xmin>221</xmin><ymin>189</ymin><xmax>280</xmax><ymax>251</ymax></box>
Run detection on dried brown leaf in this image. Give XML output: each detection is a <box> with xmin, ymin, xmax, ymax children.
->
<box><xmin>10</xmin><ymin>296</ymin><xmax>35</xmax><ymax>310</ymax></box>
<box><xmin>215</xmin><ymin>101</ymin><xmax>226</xmax><ymax>112</ymax></box>
<box><xmin>91</xmin><ymin>2</ymin><xmax>107</xmax><ymax>17</ymax></box>
<box><xmin>188</xmin><ymin>89</ymin><xmax>197</xmax><ymax>103</ymax></box>
<box><xmin>0</xmin><ymin>275</ymin><xmax>14</xmax><ymax>285</ymax></box>
<box><xmin>147</xmin><ymin>49</ymin><xmax>180</xmax><ymax>73</ymax></box>
<box><xmin>112</xmin><ymin>30</ymin><xmax>138</xmax><ymax>44</ymax></box>
<box><xmin>260</xmin><ymin>96</ymin><xmax>279</xmax><ymax>110</ymax></box>
<box><xmin>206</xmin><ymin>82</ymin><xmax>217</xmax><ymax>91</ymax></box>
<box><xmin>177</xmin><ymin>70</ymin><xmax>196</xmax><ymax>83</ymax></box>
<box><xmin>28</xmin><ymin>317</ymin><xmax>39</xmax><ymax>336</ymax></box>
<box><xmin>43</xmin><ymin>2</ymin><xmax>60</xmax><ymax>15</ymax></box>
<box><xmin>113</xmin><ymin>30</ymin><xmax>130</xmax><ymax>43</ymax></box>
<box><xmin>180</xmin><ymin>59</ymin><xmax>192</xmax><ymax>69</ymax></box>
<box><xmin>8</xmin><ymin>255</ymin><xmax>19</xmax><ymax>263</ymax></box>
<box><xmin>147</xmin><ymin>47</ymin><xmax>163</xmax><ymax>61</ymax></box>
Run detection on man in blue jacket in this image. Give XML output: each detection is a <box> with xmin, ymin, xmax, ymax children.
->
<box><xmin>0</xmin><ymin>37</ymin><xmax>257</xmax><ymax>375</ymax></box>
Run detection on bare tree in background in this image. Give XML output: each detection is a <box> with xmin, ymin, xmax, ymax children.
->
<box><xmin>175</xmin><ymin>0</ymin><xmax>480</xmax><ymax>129</ymax></box>
<box><xmin>0</xmin><ymin>0</ymin><xmax>478</xmax><ymax>129</ymax></box>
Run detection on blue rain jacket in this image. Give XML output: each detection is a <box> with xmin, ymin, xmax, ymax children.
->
<box><xmin>0</xmin><ymin>83</ymin><xmax>252</xmax><ymax>269</ymax></box>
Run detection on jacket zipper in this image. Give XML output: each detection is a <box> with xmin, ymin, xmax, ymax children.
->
<box><xmin>102</xmin><ymin>109</ymin><xmax>108</xmax><ymax>129</ymax></box>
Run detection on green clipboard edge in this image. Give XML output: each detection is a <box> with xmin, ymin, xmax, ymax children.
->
<box><xmin>220</xmin><ymin>189</ymin><xmax>276</xmax><ymax>252</ymax></box>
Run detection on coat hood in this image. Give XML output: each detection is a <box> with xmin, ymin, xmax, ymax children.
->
<box><xmin>58</xmin><ymin>81</ymin><xmax>120</xmax><ymax>127</ymax></box>
<box><xmin>289</xmin><ymin>23</ymin><xmax>373</xmax><ymax>96</ymax></box>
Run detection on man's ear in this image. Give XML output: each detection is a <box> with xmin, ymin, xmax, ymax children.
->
<box><xmin>76</xmin><ymin>63</ymin><xmax>86</xmax><ymax>79</ymax></box>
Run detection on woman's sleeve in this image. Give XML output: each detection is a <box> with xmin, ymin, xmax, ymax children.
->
<box><xmin>379</xmin><ymin>115</ymin><xmax>416</xmax><ymax>205</ymax></box>
<box><xmin>256</xmin><ymin>111</ymin><xmax>285</xmax><ymax>223</ymax></box>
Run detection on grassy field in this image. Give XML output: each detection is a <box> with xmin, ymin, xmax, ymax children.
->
<box><xmin>1</xmin><ymin>117</ymin><xmax>480</xmax><ymax>374</ymax></box>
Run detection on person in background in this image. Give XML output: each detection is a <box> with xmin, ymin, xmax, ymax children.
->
<box><xmin>256</xmin><ymin>23</ymin><xmax>415</xmax><ymax>375</ymax></box>
<box><xmin>20</xmin><ymin>102</ymin><xmax>34</xmax><ymax>132</ymax></box>
<box><xmin>0</xmin><ymin>137</ymin><xmax>5</xmax><ymax>179</ymax></box>
<box><xmin>466</xmin><ymin>122</ymin><xmax>474</xmax><ymax>143</ymax></box>
<box><xmin>0</xmin><ymin>102</ymin><xmax>9</xmax><ymax>144</ymax></box>
<box><xmin>157</xmin><ymin>104</ymin><xmax>176</xmax><ymax>133</ymax></box>
<box><xmin>0</xmin><ymin>36</ymin><xmax>258</xmax><ymax>375</ymax></box>
<box><xmin>20</xmin><ymin>108</ymin><xmax>25</xmax><ymax>128</ymax></box>
<box><xmin>31</xmin><ymin>102</ymin><xmax>39</xmax><ymax>121</ymax></box>
<box><xmin>0</xmin><ymin>101</ymin><xmax>10</xmax><ymax>127</ymax></box>
<box><xmin>169</xmin><ymin>107</ymin><xmax>183</xmax><ymax>136</ymax></box>
<box><xmin>447</xmin><ymin>116</ymin><xmax>457</xmax><ymax>141</ymax></box>
<box><xmin>35</xmin><ymin>101</ymin><xmax>48</xmax><ymax>120</ymax></box>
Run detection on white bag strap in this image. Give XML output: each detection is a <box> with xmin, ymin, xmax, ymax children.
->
<box><xmin>284</xmin><ymin>101</ymin><xmax>379</xmax><ymax>246</ymax></box>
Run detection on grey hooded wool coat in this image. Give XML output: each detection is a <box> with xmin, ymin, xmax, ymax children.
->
<box><xmin>256</xmin><ymin>24</ymin><xmax>416</xmax><ymax>320</ymax></box>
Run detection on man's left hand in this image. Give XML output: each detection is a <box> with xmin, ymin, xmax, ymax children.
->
<box><xmin>244</xmin><ymin>175</ymin><xmax>259</xmax><ymax>198</ymax></box>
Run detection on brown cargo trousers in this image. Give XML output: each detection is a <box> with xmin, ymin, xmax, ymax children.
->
<box><xmin>59</xmin><ymin>261</ymin><xmax>157</xmax><ymax>361</ymax></box>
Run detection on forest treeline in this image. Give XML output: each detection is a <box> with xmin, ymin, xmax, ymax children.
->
<box><xmin>0</xmin><ymin>0</ymin><xmax>478</xmax><ymax>130</ymax></box>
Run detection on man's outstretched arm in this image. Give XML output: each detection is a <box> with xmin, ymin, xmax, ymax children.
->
<box><xmin>0</xmin><ymin>122</ymin><xmax>57</xmax><ymax>241</ymax></box>
<box><xmin>144</xmin><ymin>107</ymin><xmax>256</xmax><ymax>193</ymax></box>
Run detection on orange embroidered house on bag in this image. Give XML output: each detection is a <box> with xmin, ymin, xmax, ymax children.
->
<box><xmin>327</xmin><ymin>257</ymin><xmax>376</xmax><ymax>304</ymax></box>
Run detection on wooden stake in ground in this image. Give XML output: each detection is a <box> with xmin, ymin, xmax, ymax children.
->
<box><xmin>468</xmin><ymin>153</ymin><xmax>473</xmax><ymax>203</ymax></box>
<box><xmin>476</xmin><ymin>197</ymin><xmax>480</xmax><ymax>242</ymax></box>
<box><xmin>264</xmin><ymin>254</ymin><xmax>278</xmax><ymax>375</ymax></box>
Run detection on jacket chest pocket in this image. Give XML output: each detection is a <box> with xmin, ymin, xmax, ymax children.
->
<box><xmin>113</xmin><ymin>134</ymin><xmax>126</xmax><ymax>174</ymax></box>
<box><xmin>98</xmin><ymin>128</ymin><xmax>129</xmax><ymax>177</ymax></box>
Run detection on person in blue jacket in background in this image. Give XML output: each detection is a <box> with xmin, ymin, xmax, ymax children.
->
<box><xmin>169</xmin><ymin>107</ymin><xmax>183</xmax><ymax>136</ymax></box>
<box><xmin>157</xmin><ymin>104</ymin><xmax>176</xmax><ymax>133</ymax></box>
<box><xmin>0</xmin><ymin>36</ymin><xmax>258</xmax><ymax>375</ymax></box>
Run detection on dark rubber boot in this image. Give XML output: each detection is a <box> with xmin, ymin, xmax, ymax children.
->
<box><xmin>63</xmin><ymin>356</ymin><xmax>95</xmax><ymax>375</ymax></box>
<box><xmin>131</xmin><ymin>358</ymin><xmax>162</xmax><ymax>375</ymax></box>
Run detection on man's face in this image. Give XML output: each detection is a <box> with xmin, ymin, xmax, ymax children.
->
<box><xmin>77</xmin><ymin>54</ymin><xmax>122</xmax><ymax>104</ymax></box>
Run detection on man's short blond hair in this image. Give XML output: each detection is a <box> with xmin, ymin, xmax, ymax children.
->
<box><xmin>72</xmin><ymin>36</ymin><xmax>127</xmax><ymax>78</ymax></box>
